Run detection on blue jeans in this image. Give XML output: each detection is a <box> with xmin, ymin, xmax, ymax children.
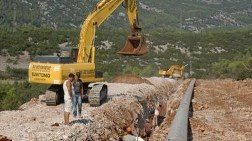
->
<box><xmin>72</xmin><ymin>93</ymin><xmax>82</xmax><ymax>117</ymax></box>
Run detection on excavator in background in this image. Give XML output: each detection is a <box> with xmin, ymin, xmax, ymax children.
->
<box><xmin>159</xmin><ymin>64</ymin><xmax>188</xmax><ymax>79</ymax></box>
<box><xmin>28</xmin><ymin>0</ymin><xmax>148</xmax><ymax>106</ymax></box>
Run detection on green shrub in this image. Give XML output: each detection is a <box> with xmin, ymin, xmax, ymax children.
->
<box><xmin>0</xmin><ymin>81</ymin><xmax>48</xmax><ymax>111</ymax></box>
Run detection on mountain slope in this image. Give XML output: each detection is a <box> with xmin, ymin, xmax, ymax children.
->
<box><xmin>0</xmin><ymin>0</ymin><xmax>252</xmax><ymax>31</ymax></box>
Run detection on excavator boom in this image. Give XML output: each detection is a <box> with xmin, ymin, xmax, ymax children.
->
<box><xmin>77</xmin><ymin>0</ymin><xmax>148</xmax><ymax>63</ymax></box>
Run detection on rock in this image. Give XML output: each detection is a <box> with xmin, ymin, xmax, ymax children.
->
<box><xmin>39</xmin><ymin>121</ymin><xmax>44</xmax><ymax>124</ymax></box>
<box><xmin>51</xmin><ymin>123</ymin><xmax>60</xmax><ymax>127</ymax></box>
<box><xmin>31</xmin><ymin>117</ymin><xmax>36</xmax><ymax>121</ymax></box>
<box><xmin>62</xmin><ymin>135</ymin><xmax>68</xmax><ymax>140</ymax></box>
<box><xmin>192</xmin><ymin>99</ymin><xmax>196</xmax><ymax>103</ymax></box>
<box><xmin>39</xmin><ymin>95</ymin><xmax>46</xmax><ymax>102</ymax></box>
<box><xmin>203</xmin><ymin>104</ymin><xmax>208</xmax><ymax>109</ymax></box>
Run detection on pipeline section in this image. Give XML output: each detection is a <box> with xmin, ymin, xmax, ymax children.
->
<box><xmin>166</xmin><ymin>78</ymin><xmax>196</xmax><ymax>141</ymax></box>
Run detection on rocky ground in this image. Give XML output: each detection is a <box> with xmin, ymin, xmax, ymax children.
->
<box><xmin>0</xmin><ymin>78</ymin><xmax>251</xmax><ymax>141</ymax></box>
<box><xmin>148</xmin><ymin>79</ymin><xmax>252</xmax><ymax>141</ymax></box>
<box><xmin>0</xmin><ymin>77</ymin><xmax>182</xmax><ymax>141</ymax></box>
<box><xmin>190</xmin><ymin>79</ymin><xmax>252</xmax><ymax>141</ymax></box>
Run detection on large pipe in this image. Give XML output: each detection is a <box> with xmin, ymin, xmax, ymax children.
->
<box><xmin>166</xmin><ymin>79</ymin><xmax>196</xmax><ymax>141</ymax></box>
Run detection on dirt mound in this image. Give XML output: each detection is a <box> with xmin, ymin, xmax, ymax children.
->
<box><xmin>0</xmin><ymin>135</ymin><xmax>11</xmax><ymax>141</ymax></box>
<box><xmin>70</xmin><ymin>77</ymin><xmax>180</xmax><ymax>140</ymax></box>
<box><xmin>0</xmin><ymin>77</ymin><xmax>179</xmax><ymax>141</ymax></box>
<box><xmin>111</xmin><ymin>74</ymin><xmax>152</xmax><ymax>85</ymax></box>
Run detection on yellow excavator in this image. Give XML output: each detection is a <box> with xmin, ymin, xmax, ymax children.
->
<box><xmin>159</xmin><ymin>64</ymin><xmax>188</xmax><ymax>79</ymax></box>
<box><xmin>28</xmin><ymin>0</ymin><xmax>148</xmax><ymax>106</ymax></box>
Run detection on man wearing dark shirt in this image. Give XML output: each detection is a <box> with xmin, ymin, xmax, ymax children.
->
<box><xmin>72</xmin><ymin>72</ymin><xmax>83</xmax><ymax>118</ymax></box>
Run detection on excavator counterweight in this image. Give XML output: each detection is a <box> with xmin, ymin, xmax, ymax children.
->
<box><xmin>118</xmin><ymin>35</ymin><xmax>148</xmax><ymax>55</ymax></box>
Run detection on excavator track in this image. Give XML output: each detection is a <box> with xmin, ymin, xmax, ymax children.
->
<box><xmin>89</xmin><ymin>84</ymin><xmax>108</xmax><ymax>107</ymax></box>
<box><xmin>45</xmin><ymin>85</ymin><xmax>63</xmax><ymax>106</ymax></box>
<box><xmin>45</xmin><ymin>90</ymin><xmax>57</xmax><ymax>106</ymax></box>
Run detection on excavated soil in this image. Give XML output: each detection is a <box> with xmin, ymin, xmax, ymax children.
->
<box><xmin>69</xmin><ymin>77</ymin><xmax>180</xmax><ymax>140</ymax></box>
<box><xmin>111</xmin><ymin>74</ymin><xmax>152</xmax><ymax>85</ymax></box>
<box><xmin>190</xmin><ymin>79</ymin><xmax>252</xmax><ymax>141</ymax></box>
<box><xmin>1</xmin><ymin>78</ymin><xmax>251</xmax><ymax>140</ymax></box>
<box><xmin>0</xmin><ymin>77</ymin><xmax>181</xmax><ymax>141</ymax></box>
<box><xmin>149</xmin><ymin>79</ymin><xmax>191</xmax><ymax>141</ymax></box>
<box><xmin>139</xmin><ymin>79</ymin><xmax>252</xmax><ymax>141</ymax></box>
<box><xmin>0</xmin><ymin>135</ymin><xmax>11</xmax><ymax>141</ymax></box>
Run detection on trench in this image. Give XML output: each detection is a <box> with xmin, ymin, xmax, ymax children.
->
<box><xmin>69</xmin><ymin>78</ymin><xmax>191</xmax><ymax>141</ymax></box>
<box><xmin>149</xmin><ymin>79</ymin><xmax>191</xmax><ymax>141</ymax></box>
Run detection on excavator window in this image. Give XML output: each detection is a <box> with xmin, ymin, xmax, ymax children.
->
<box><xmin>173</xmin><ymin>70</ymin><xmax>181</xmax><ymax>75</ymax></box>
<box><xmin>72</xmin><ymin>48</ymin><xmax>79</xmax><ymax>62</ymax></box>
<box><xmin>60</xmin><ymin>50</ymin><xmax>71</xmax><ymax>57</ymax></box>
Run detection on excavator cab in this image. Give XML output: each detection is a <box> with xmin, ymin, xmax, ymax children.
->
<box><xmin>34</xmin><ymin>47</ymin><xmax>79</xmax><ymax>64</ymax></box>
<box><xmin>117</xmin><ymin>35</ymin><xmax>148</xmax><ymax>56</ymax></box>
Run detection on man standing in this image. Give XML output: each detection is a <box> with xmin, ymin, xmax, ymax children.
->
<box><xmin>72</xmin><ymin>72</ymin><xmax>83</xmax><ymax>118</ymax></box>
<box><xmin>153</xmin><ymin>104</ymin><xmax>162</xmax><ymax>129</ymax></box>
<box><xmin>63</xmin><ymin>73</ymin><xmax>75</xmax><ymax>125</ymax></box>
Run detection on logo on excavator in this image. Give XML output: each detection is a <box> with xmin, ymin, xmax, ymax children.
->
<box><xmin>32</xmin><ymin>65</ymin><xmax>51</xmax><ymax>72</ymax></box>
<box><xmin>31</xmin><ymin>65</ymin><xmax>51</xmax><ymax>78</ymax></box>
<box><xmin>32</xmin><ymin>72</ymin><xmax>50</xmax><ymax>78</ymax></box>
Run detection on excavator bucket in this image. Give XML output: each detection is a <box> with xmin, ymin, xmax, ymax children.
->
<box><xmin>117</xmin><ymin>35</ymin><xmax>148</xmax><ymax>55</ymax></box>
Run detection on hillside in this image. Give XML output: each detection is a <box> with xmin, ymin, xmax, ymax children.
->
<box><xmin>0</xmin><ymin>28</ymin><xmax>252</xmax><ymax>80</ymax></box>
<box><xmin>0</xmin><ymin>0</ymin><xmax>252</xmax><ymax>31</ymax></box>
